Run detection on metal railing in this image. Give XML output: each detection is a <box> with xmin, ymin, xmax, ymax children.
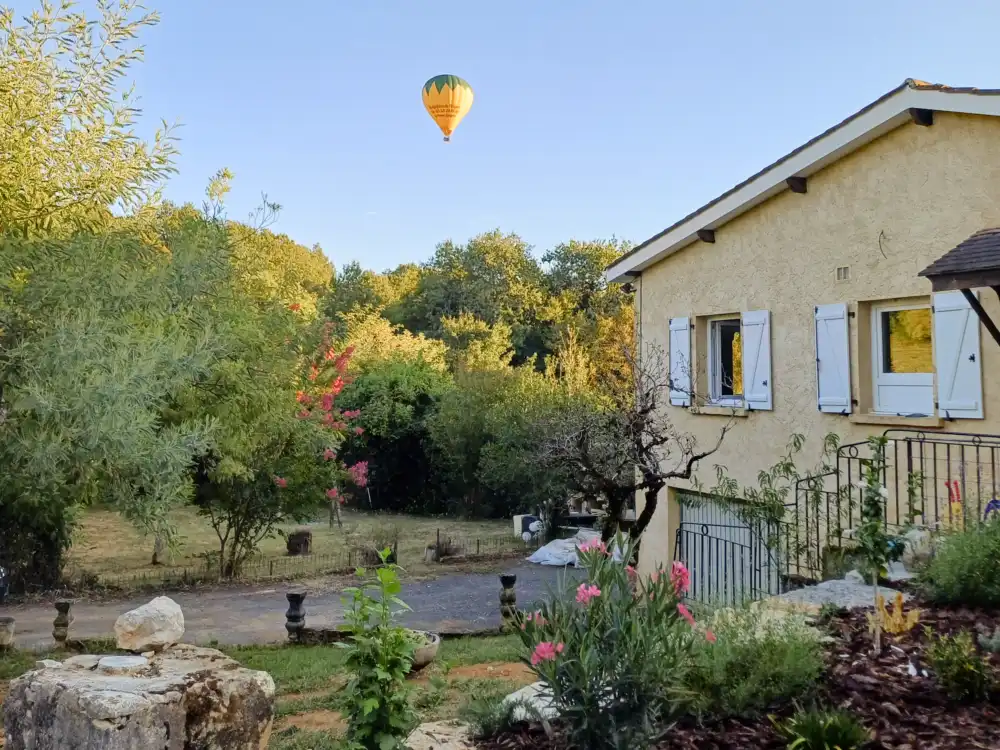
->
<box><xmin>674</xmin><ymin>522</ymin><xmax>787</xmax><ymax>607</ymax></box>
<box><xmin>780</xmin><ymin>429</ymin><xmax>1000</xmax><ymax>584</ymax></box>
<box><xmin>836</xmin><ymin>430</ymin><xmax>1000</xmax><ymax>532</ymax></box>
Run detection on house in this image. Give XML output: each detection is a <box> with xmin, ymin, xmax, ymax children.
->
<box><xmin>606</xmin><ymin>79</ymin><xmax>1000</xmax><ymax>596</ymax></box>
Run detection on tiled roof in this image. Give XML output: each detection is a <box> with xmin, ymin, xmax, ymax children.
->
<box><xmin>919</xmin><ymin>228</ymin><xmax>1000</xmax><ymax>279</ymax></box>
<box><xmin>907</xmin><ymin>79</ymin><xmax>1000</xmax><ymax>95</ymax></box>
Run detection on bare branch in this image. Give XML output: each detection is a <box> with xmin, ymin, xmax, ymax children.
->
<box><xmin>539</xmin><ymin>341</ymin><xmax>735</xmax><ymax>540</ymax></box>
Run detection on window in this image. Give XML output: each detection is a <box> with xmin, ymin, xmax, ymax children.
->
<box><xmin>671</xmin><ymin>309</ymin><xmax>771</xmax><ymax>412</ymax></box>
<box><xmin>709</xmin><ymin>318</ymin><xmax>743</xmax><ymax>404</ymax></box>
<box><xmin>871</xmin><ymin>303</ymin><xmax>934</xmax><ymax>415</ymax></box>
<box><xmin>815</xmin><ymin>293</ymin><xmax>983</xmax><ymax>421</ymax></box>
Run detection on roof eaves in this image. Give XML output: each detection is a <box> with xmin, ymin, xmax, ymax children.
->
<box><xmin>607</xmin><ymin>79</ymin><xmax>1000</xmax><ymax>283</ymax></box>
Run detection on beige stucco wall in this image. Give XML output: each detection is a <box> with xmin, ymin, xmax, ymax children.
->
<box><xmin>636</xmin><ymin>112</ymin><xmax>1000</xmax><ymax>572</ymax></box>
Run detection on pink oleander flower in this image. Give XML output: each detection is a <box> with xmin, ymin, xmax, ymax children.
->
<box><xmin>296</xmin><ymin>409</ymin><xmax>310</xmax><ymax>419</ymax></box>
<box><xmin>530</xmin><ymin>641</ymin><xmax>564</xmax><ymax>666</ymax></box>
<box><xmin>576</xmin><ymin>583</ymin><xmax>602</xmax><ymax>605</ymax></box>
<box><xmin>625</xmin><ymin>565</ymin><xmax>637</xmax><ymax>579</ymax></box>
<box><xmin>354</xmin><ymin>426</ymin><xmax>364</xmax><ymax>435</ymax></box>
<box><xmin>578</xmin><ymin>538</ymin><xmax>607</xmax><ymax>555</ymax></box>
<box><xmin>320</xmin><ymin>392</ymin><xmax>335</xmax><ymax>412</ymax></box>
<box><xmin>273</xmin><ymin>476</ymin><xmax>288</xmax><ymax>488</ymax></box>
<box><xmin>343</xmin><ymin>409</ymin><xmax>361</xmax><ymax>419</ymax></box>
<box><xmin>677</xmin><ymin>603</ymin><xmax>696</xmax><ymax>627</ymax></box>
<box><xmin>522</xmin><ymin>610</ymin><xmax>547</xmax><ymax>630</ymax></box>
<box><xmin>705</xmin><ymin>629</ymin><xmax>717</xmax><ymax>643</ymax></box>
<box><xmin>323</xmin><ymin>448</ymin><xmax>337</xmax><ymax>461</ymax></box>
<box><xmin>326</xmin><ymin>488</ymin><xmax>339</xmax><ymax>499</ymax></box>
<box><xmin>670</xmin><ymin>561</ymin><xmax>690</xmax><ymax>596</ymax></box>
<box><xmin>347</xmin><ymin>461</ymin><xmax>369</xmax><ymax>488</ymax></box>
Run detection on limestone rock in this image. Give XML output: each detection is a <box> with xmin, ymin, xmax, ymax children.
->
<box><xmin>503</xmin><ymin>681</ymin><xmax>557</xmax><ymax>722</ymax></box>
<box><xmin>114</xmin><ymin>596</ymin><xmax>184</xmax><ymax>652</ymax></box>
<box><xmin>3</xmin><ymin>643</ymin><xmax>274</xmax><ymax>750</ymax></box>
<box><xmin>407</xmin><ymin>721</ymin><xmax>474</xmax><ymax>750</ymax></box>
<box><xmin>902</xmin><ymin>527</ymin><xmax>934</xmax><ymax>567</ymax></box>
<box><xmin>34</xmin><ymin>660</ymin><xmax>62</xmax><ymax>670</ymax></box>
<box><xmin>62</xmin><ymin>655</ymin><xmax>101</xmax><ymax>670</ymax></box>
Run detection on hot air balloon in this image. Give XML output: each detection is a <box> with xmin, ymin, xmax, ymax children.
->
<box><xmin>422</xmin><ymin>74</ymin><xmax>473</xmax><ymax>142</ymax></box>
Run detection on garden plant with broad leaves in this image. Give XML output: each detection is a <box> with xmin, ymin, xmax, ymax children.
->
<box><xmin>338</xmin><ymin>548</ymin><xmax>418</xmax><ymax>750</ymax></box>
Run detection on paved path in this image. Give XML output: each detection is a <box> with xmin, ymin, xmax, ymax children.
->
<box><xmin>3</xmin><ymin>562</ymin><xmax>580</xmax><ymax>650</ymax></box>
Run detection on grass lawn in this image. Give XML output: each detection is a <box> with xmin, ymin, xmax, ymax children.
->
<box><xmin>235</xmin><ymin>634</ymin><xmax>532</xmax><ymax>749</ymax></box>
<box><xmin>0</xmin><ymin>634</ymin><xmax>532</xmax><ymax>749</ymax></box>
<box><xmin>66</xmin><ymin>507</ymin><xmax>514</xmax><ymax>584</ymax></box>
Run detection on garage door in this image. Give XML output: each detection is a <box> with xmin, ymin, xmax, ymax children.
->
<box><xmin>674</xmin><ymin>492</ymin><xmax>783</xmax><ymax>606</ymax></box>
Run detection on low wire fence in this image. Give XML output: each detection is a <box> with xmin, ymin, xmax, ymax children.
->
<box><xmin>59</xmin><ymin>529</ymin><xmax>538</xmax><ymax>595</ymax></box>
<box><xmin>431</xmin><ymin>531</ymin><xmax>541</xmax><ymax>561</ymax></box>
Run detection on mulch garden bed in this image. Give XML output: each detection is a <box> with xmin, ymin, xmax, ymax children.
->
<box><xmin>476</xmin><ymin>602</ymin><xmax>1000</xmax><ymax>750</ymax></box>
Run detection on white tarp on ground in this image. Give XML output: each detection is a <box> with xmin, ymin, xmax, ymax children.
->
<box><xmin>527</xmin><ymin>528</ymin><xmax>616</xmax><ymax>567</ymax></box>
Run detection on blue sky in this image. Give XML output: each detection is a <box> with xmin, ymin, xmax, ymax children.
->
<box><xmin>41</xmin><ymin>1</ymin><xmax>1000</xmax><ymax>271</ymax></box>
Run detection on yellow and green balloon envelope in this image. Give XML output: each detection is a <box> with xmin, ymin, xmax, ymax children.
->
<box><xmin>422</xmin><ymin>74</ymin><xmax>473</xmax><ymax>142</ymax></box>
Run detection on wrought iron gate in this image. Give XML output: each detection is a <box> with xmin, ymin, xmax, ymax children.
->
<box><xmin>674</xmin><ymin>493</ymin><xmax>785</xmax><ymax>606</ymax></box>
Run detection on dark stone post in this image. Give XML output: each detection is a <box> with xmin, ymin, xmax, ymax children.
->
<box><xmin>53</xmin><ymin>600</ymin><xmax>72</xmax><ymax>647</ymax></box>
<box><xmin>499</xmin><ymin>573</ymin><xmax>517</xmax><ymax>630</ymax></box>
<box><xmin>285</xmin><ymin>591</ymin><xmax>307</xmax><ymax>643</ymax></box>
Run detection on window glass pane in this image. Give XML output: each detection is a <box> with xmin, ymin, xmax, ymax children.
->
<box><xmin>881</xmin><ymin>308</ymin><xmax>932</xmax><ymax>374</ymax></box>
<box><xmin>717</xmin><ymin>320</ymin><xmax>743</xmax><ymax>397</ymax></box>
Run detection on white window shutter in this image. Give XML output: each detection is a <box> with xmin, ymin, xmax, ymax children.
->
<box><xmin>933</xmin><ymin>291</ymin><xmax>983</xmax><ymax>419</ymax></box>
<box><xmin>741</xmin><ymin>310</ymin><xmax>772</xmax><ymax>410</ymax></box>
<box><xmin>668</xmin><ymin>317</ymin><xmax>691</xmax><ymax>406</ymax></box>
<box><xmin>814</xmin><ymin>303</ymin><xmax>851</xmax><ymax>414</ymax></box>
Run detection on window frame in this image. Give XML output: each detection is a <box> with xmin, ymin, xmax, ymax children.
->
<box><xmin>870</xmin><ymin>301</ymin><xmax>934</xmax><ymax>415</ymax></box>
<box><xmin>708</xmin><ymin>317</ymin><xmax>744</xmax><ymax>406</ymax></box>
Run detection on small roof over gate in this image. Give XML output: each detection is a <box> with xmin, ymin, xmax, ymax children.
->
<box><xmin>919</xmin><ymin>228</ymin><xmax>1000</xmax><ymax>347</ymax></box>
<box><xmin>919</xmin><ymin>228</ymin><xmax>1000</xmax><ymax>291</ymax></box>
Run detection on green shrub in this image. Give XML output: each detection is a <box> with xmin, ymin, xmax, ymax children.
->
<box><xmin>920</xmin><ymin>518</ymin><xmax>1000</xmax><ymax>607</ymax></box>
<box><xmin>684</xmin><ymin>607</ymin><xmax>825</xmax><ymax>718</ymax></box>
<box><xmin>925</xmin><ymin>629</ymin><xmax>992</xmax><ymax>702</ymax></box>
<box><xmin>775</xmin><ymin>706</ymin><xmax>870</xmax><ymax>749</ymax></box>
<box><xmin>338</xmin><ymin>550</ymin><xmax>417</xmax><ymax>750</ymax></box>
<box><xmin>517</xmin><ymin>534</ymin><xmax>702</xmax><ymax>750</ymax></box>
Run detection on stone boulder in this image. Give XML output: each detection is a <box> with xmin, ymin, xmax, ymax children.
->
<box><xmin>3</xmin><ymin>644</ymin><xmax>274</xmax><ymax>750</ymax></box>
<box><xmin>114</xmin><ymin>596</ymin><xmax>184</xmax><ymax>652</ymax></box>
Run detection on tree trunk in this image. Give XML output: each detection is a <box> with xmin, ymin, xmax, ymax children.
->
<box><xmin>631</xmin><ymin>482</ymin><xmax>664</xmax><ymax>539</ymax></box>
<box><xmin>151</xmin><ymin>534</ymin><xmax>167</xmax><ymax>566</ymax></box>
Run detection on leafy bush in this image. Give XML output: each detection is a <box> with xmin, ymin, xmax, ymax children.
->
<box><xmin>338</xmin><ymin>550</ymin><xmax>417</xmax><ymax>750</ymax></box>
<box><xmin>924</xmin><ymin>629</ymin><xmax>992</xmax><ymax>702</ymax></box>
<box><xmin>684</xmin><ymin>607</ymin><xmax>824</xmax><ymax>718</ymax></box>
<box><xmin>920</xmin><ymin>518</ymin><xmax>1000</xmax><ymax>607</ymax></box>
<box><xmin>775</xmin><ymin>706</ymin><xmax>870</xmax><ymax>750</ymax></box>
<box><xmin>336</xmin><ymin>357</ymin><xmax>452</xmax><ymax>513</ymax></box>
<box><xmin>517</xmin><ymin>534</ymin><xmax>704</xmax><ymax>750</ymax></box>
